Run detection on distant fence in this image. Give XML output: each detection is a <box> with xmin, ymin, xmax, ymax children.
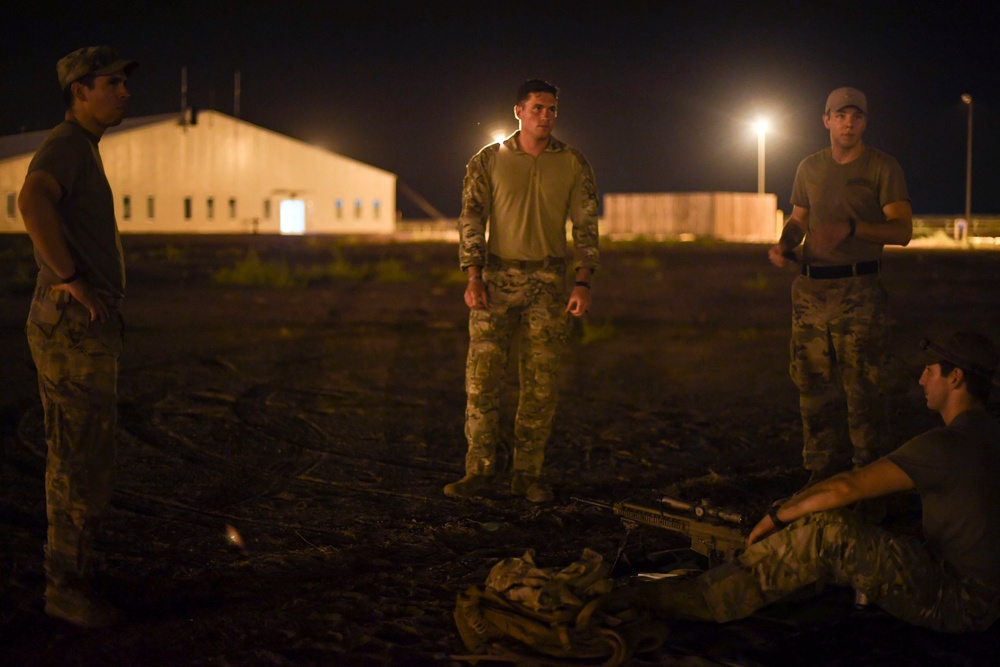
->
<box><xmin>912</xmin><ymin>215</ymin><xmax>1000</xmax><ymax>239</ymax></box>
<box><xmin>393</xmin><ymin>214</ymin><xmax>1000</xmax><ymax>245</ymax></box>
<box><xmin>602</xmin><ymin>192</ymin><xmax>778</xmax><ymax>242</ymax></box>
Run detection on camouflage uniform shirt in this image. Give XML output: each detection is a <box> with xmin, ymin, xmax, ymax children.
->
<box><xmin>458</xmin><ymin>132</ymin><xmax>599</xmax><ymax>271</ymax></box>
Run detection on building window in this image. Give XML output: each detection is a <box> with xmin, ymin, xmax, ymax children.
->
<box><xmin>147</xmin><ymin>195</ymin><xmax>155</xmax><ymax>219</ymax></box>
<box><xmin>207</xmin><ymin>197</ymin><xmax>215</xmax><ymax>219</ymax></box>
<box><xmin>373</xmin><ymin>200</ymin><xmax>380</xmax><ymax>219</ymax></box>
<box><xmin>6</xmin><ymin>193</ymin><xmax>15</xmax><ymax>219</ymax></box>
<box><xmin>184</xmin><ymin>197</ymin><xmax>192</xmax><ymax>220</ymax></box>
<box><xmin>122</xmin><ymin>195</ymin><xmax>131</xmax><ymax>220</ymax></box>
<box><xmin>263</xmin><ymin>199</ymin><xmax>271</xmax><ymax>219</ymax></box>
<box><xmin>354</xmin><ymin>199</ymin><xmax>362</xmax><ymax>218</ymax></box>
<box><xmin>229</xmin><ymin>198</ymin><xmax>237</xmax><ymax>218</ymax></box>
<box><xmin>335</xmin><ymin>199</ymin><xmax>343</xmax><ymax>219</ymax></box>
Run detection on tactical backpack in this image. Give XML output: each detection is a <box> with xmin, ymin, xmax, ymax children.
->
<box><xmin>452</xmin><ymin>548</ymin><xmax>669</xmax><ymax>665</ymax></box>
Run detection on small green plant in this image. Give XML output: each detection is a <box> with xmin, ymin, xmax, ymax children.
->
<box><xmin>164</xmin><ymin>244</ymin><xmax>185</xmax><ymax>262</ymax></box>
<box><xmin>743</xmin><ymin>272</ymin><xmax>770</xmax><ymax>291</ymax></box>
<box><xmin>304</xmin><ymin>256</ymin><xmax>369</xmax><ymax>283</ymax></box>
<box><xmin>636</xmin><ymin>255</ymin><xmax>660</xmax><ymax>271</ymax></box>
<box><xmin>373</xmin><ymin>258</ymin><xmax>413</xmax><ymax>283</ymax></box>
<box><xmin>580</xmin><ymin>318</ymin><xmax>616</xmax><ymax>346</ymax></box>
<box><xmin>0</xmin><ymin>262</ymin><xmax>37</xmax><ymax>294</ymax></box>
<box><xmin>213</xmin><ymin>250</ymin><xmax>303</xmax><ymax>287</ymax></box>
<box><xmin>435</xmin><ymin>268</ymin><xmax>469</xmax><ymax>285</ymax></box>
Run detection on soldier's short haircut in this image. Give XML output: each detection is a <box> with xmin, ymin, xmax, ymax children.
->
<box><xmin>62</xmin><ymin>73</ymin><xmax>97</xmax><ymax>109</ymax></box>
<box><xmin>516</xmin><ymin>79</ymin><xmax>559</xmax><ymax>106</ymax></box>
<box><xmin>938</xmin><ymin>360</ymin><xmax>993</xmax><ymax>403</ymax></box>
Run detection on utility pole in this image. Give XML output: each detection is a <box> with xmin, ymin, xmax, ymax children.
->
<box><xmin>961</xmin><ymin>94</ymin><xmax>973</xmax><ymax>227</ymax></box>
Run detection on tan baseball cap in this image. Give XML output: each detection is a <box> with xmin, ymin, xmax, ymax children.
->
<box><xmin>825</xmin><ymin>87</ymin><xmax>867</xmax><ymax>115</ymax></box>
<box><xmin>57</xmin><ymin>45</ymin><xmax>138</xmax><ymax>89</ymax></box>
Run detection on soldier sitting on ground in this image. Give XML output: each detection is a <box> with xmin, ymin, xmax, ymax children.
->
<box><xmin>613</xmin><ymin>332</ymin><xmax>1000</xmax><ymax>633</ymax></box>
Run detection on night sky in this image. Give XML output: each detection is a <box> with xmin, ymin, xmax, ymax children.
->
<box><xmin>3</xmin><ymin>1</ymin><xmax>999</xmax><ymax>219</ymax></box>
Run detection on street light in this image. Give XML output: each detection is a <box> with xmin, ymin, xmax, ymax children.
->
<box><xmin>754</xmin><ymin>119</ymin><xmax>768</xmax><ymax>194</ymax></box>
<box><xmin>961</xmin><ymin>94</ymin><xmax>973</xmax><ymax>228</ymax></box>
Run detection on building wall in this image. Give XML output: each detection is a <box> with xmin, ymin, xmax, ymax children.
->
<box><xmin>602</xmin><ymin>192</ymin><xmax>779</xmax><ymax>242</ymax></box>
<box><xmin>0</xmin><ymin>153</ymin><xmax>33</xmax><ymax>232</ymax></box>
<box><xmin>0</xmin><ymin>110</ymin><xmax>396</xmax><ymax>235</ymax></box>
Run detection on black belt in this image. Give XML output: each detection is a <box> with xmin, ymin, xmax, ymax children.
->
<box><xmin>487</xmin><ymin>254</ymin><xmax>565</xmax><ymax>270</ymax></box>
<box><xmin>802</xmin><ymin>260</ymin><xmax>880</xmax><ymax>279</ymax></box>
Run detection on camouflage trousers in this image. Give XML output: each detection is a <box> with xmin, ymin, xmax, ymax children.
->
<box><xmin>463</xmin><ymin>262</ymin><xmax>569</xmax><ymax>478</ymax></box>
<box><xmin>790</xmin><ymin>274</ymin><xmax>888</xmax><ymax>472</ymax></box>
<box><xmin>26</xmin><ymin>285</ymin><xmax>123</xmax><ymax>588</ymax></box>
<box><xmin>642</xmin><ymin>510</ymin><xmax>1000</xmax><ymax>633</ymax></box>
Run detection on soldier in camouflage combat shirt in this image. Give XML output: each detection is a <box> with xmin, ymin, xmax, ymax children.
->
<box><xmin>444</xmin><ymin>79</ymin><xmax>600</xmax><ymax>503</ymax></box>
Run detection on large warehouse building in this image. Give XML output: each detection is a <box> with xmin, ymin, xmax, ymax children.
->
<box><xmin>0</xmin><ymin>109</ymin><xmax>396</xmax><ymax>235</ymax></box>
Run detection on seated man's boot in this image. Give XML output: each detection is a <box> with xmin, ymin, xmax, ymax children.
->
<box><xmin>443</xmin><ymin>473</ymin><xmax>491</xmax><ymax>498</ymax></box>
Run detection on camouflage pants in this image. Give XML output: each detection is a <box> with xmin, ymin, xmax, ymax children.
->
<box><xmin>463</xmin><ymin>263</ymin><xmax>569</xmax><ymax>477</ymax></box>
<box><xmin>790</xmin><ymin>274</ymin><xmax>888</xmax><ymax>471</ymax></box>
<box><xmin>643</xmin><ymin>510</ymin><xmax>1000</xmax><ymax>633</ymax></box>
<box><xmin>26</xmin><ymin>285</ymin><xmax>123</xmax><ymax>587</ymax></box>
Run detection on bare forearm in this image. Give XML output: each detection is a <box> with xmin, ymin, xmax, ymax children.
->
<box><xmin>777</xmin><ymin>474</ymin><xmax>858</xmax><ymax>520</ymax></box>
<box><xmin>855</xmin><ymin>216</ymin><xmax>913</xmax><ymax>247</ymax></box>
<box><xmin>19</xmin><ymin>184</ymin><xmax>75</xmax><ymax>279</ymax></box>
<box><xmin>778</xmin><ymin>220</ymin><xmax>805</xmax><ymax>250</ymax></box>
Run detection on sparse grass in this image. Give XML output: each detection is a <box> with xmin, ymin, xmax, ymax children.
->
<box><xmin>635</xmin><ymin>255</ymin><xmax>661</xmax><ymax>271</ymax></box>
<box><xmin>212</xmin><ymin>250</ymin><xmax>304</xmax><ymax>288</ymax></box>
<box><xmin>434</xmin><ymin>268</ymin><xmax>469</xmax><ymax>285</ymax></box>
<box><xmin>0</xmin><ymin>262</ymin><xmax>37</xmax><ymax>294</ymax></box>
<box><xmin>602</xmin><ymin>235</ymin><xmax>724</xmax><ymax>249</ymax></box>
<box><xmin>304</xmin><ymin>257</ymin><xmax>369</xmax><ymax>283</ymax></box>
<box><xmin>743</xmin><ymin>272</ymin><xmax>770</xmax><ymax>291</ymax></box>
<box><xmin>373</xmin><ymin>258</ymin><xmax>413</xmax><ymax>283</ymax></box>
<box><xmin>165</xmin><ymin>244</ymin><xmax>185</xmax><ymax>262</ymax></box>
<box><xmin>580</xmin><ymin>318</ymin><xmax>616</xmax><ymax>346</ymax></box>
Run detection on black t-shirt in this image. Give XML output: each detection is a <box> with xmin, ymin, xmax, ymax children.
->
<box><xmin>27</xmin><ymin>120</ymin><xmax>125</xmax><ymax>296</ymax></box>
<box><xmin>887</xmin><ymin>409</ymin><xmax>1000</xmax><ymax>588</ymax></box>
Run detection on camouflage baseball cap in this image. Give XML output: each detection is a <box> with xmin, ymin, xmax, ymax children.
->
<box><xmin>825</xmin><ymin>87</ymin><xmax>867</xmax><ymax>114</ymax></box>
<box><xmin>57</xmin><ymin>46</ymin><xmax>138</xmax><ymax>89</ymax></box>
<box><xmin>919</xmin><ymin>332</ymin><xmax>1000</xmax><ymax>385</ymax></box>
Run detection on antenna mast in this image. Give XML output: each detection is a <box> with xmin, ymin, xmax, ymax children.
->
<box><xmin>234</xmin><ymin>70</ymin><xmax>241</xmax><ymax>118</ymax></box>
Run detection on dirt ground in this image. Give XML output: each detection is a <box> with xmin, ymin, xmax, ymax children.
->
<box><xmin>1</xmin><ymin>234</ymin><xmax>999</xmax><ymax>666</ymax></box>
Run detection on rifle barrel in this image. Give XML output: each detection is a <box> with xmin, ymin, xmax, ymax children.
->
<box><xmin>570</xmin><ymin>496</ymin><xmax>613</xmax><ymax>510</ymax></box>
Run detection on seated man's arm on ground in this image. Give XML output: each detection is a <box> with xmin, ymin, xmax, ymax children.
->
<box><xmin>748</xmin><ymin>459</ymin><xmax>915</xmax><ymax>544</ymax></box>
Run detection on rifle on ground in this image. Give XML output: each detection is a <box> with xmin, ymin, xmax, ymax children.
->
<box><xmin>572</xmin><ymin>495</ymin><xmax>749</xmax><ymax>568</ymax></box>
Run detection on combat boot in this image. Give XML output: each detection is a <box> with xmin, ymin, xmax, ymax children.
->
<box><xmin>511</xmin><ymin>472</ymin><xmax>554</xmax><ymax>503</ymax></box>
<box><xmin>443</xmin><ymin>473</ymin><xmax>491</xmax><ymax>498</ymax></box>
<box><xmin>45</xmin><ymin>582</ymin><xmax>123</xmax><ymax>629</ymax></box>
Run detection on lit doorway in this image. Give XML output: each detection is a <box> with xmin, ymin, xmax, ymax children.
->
<box><xmin>279</xmin><ymin>199</ymin><xmax>306</xmax><ymax>235</ymax></box>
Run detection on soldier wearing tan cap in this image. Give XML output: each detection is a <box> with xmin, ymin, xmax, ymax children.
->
<box><xmin>768</xmin><ymin>87</ymin><xmax>913</xmax><ymax>488</ymax></box>
<box><xmin>18</xmin><ymin>45</ymin><xmax>138</xmax><ymax>628</ymax></box>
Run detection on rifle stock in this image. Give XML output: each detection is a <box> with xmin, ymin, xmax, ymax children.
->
<box><xmin>573</xmin><ymin>496</ymin><xmax>748</xmax><ymax>565</ymax></box>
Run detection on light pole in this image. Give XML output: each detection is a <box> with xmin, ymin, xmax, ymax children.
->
<box><xmin>754</xmin><ymin>119</ymin><xmax>768</xmax><ymax>194</ymax></box>
<box><xmin>961</xmin><ymin>94</ymin><xmax>973</xmax><ymax>227</ymax></box>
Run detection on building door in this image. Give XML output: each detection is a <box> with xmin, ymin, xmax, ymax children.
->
<box><xmin>279</xmin><ymin>199</ymin><xmax>306</xmax><ymax>235</ymax></box>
